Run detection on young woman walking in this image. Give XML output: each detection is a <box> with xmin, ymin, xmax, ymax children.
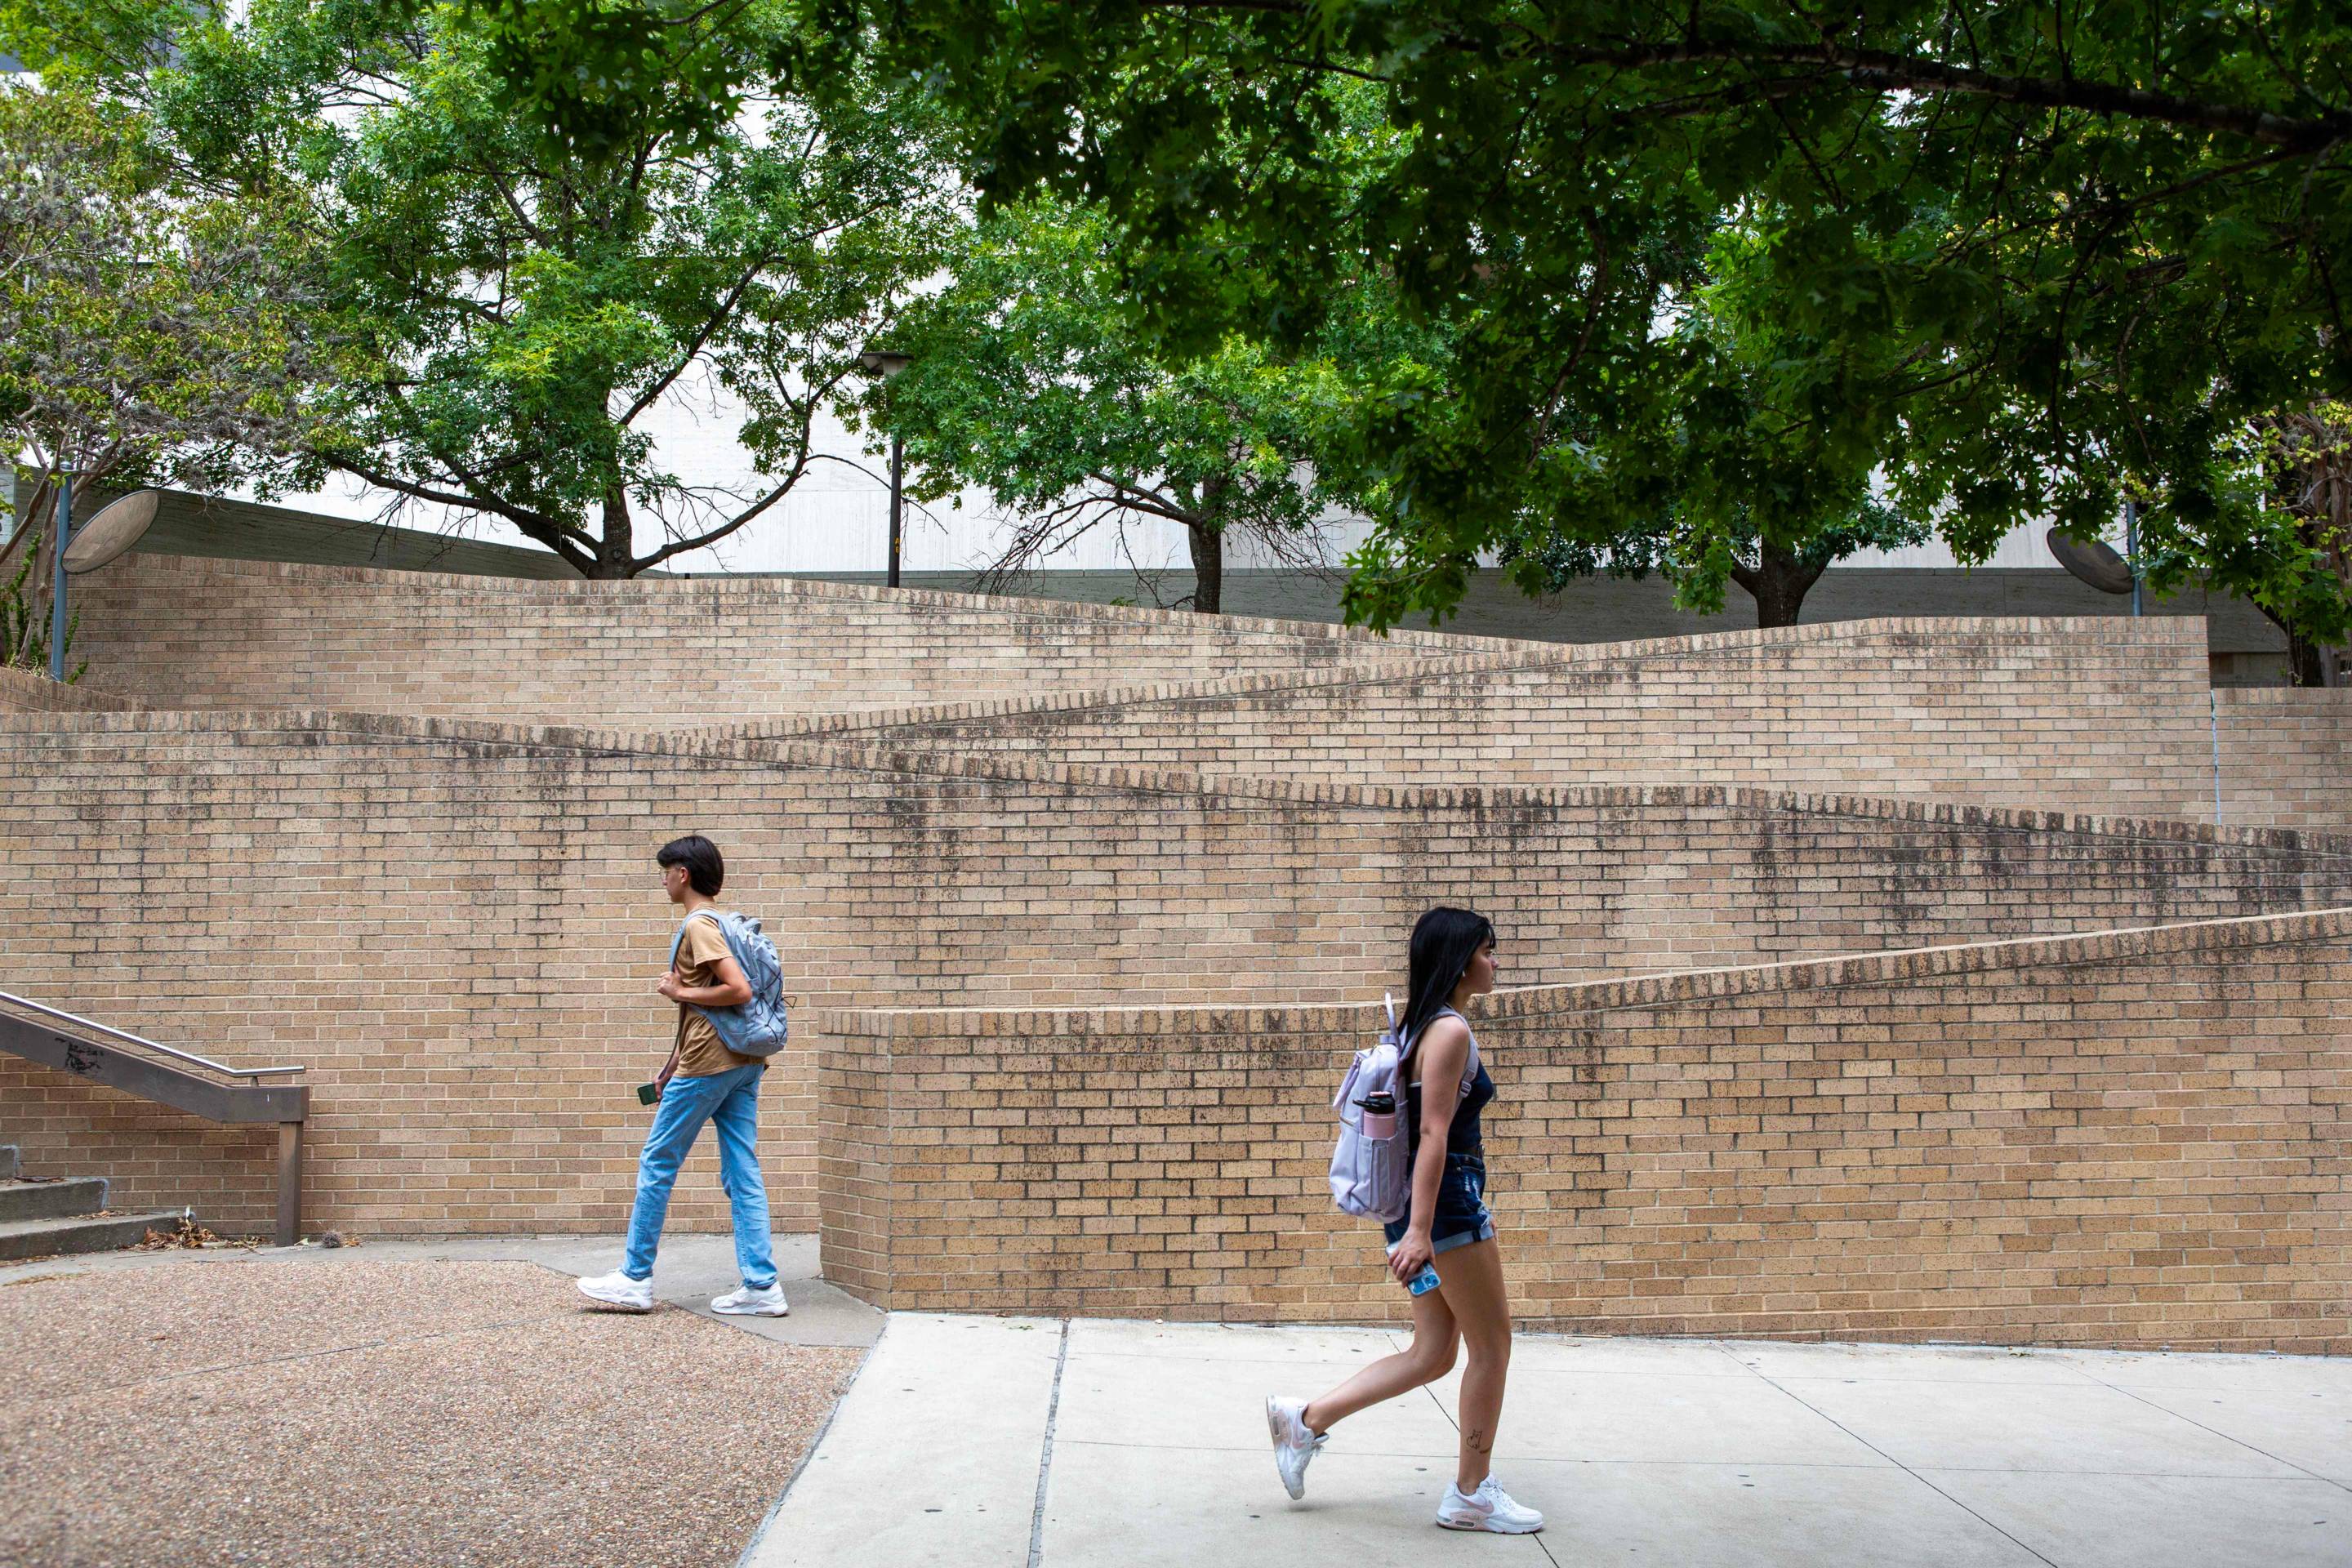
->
<box><xmin>1265</xmin><ymin>906</ymin><xmax>1542</xmax><ymax>1534</ymax></box>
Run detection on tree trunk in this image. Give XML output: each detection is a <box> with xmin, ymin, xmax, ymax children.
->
<box><xmin>590</xmin><ymin>483</ymin><xmax>635</xmax><ymax>579</ymax></box>
<box><xmin>2258</xmin><ymin>599</ymin><xmax>2341</xmax><ymax>686</ymax></box>
<box><xmin>16</xmin><ymin>477</ymin><xmax>62</xmax><ymax>668</ymax></box>
<box><xmin>0</xmin><ymin>474</ymin><xmax>52</xmax><ymax>576</ymax></box>
<box><xmin>2284</xmin><ymin>630</ymin><xmax>2335</xmax><ymax>687</ymax></box>
<box><xmin>1187</xmin><ymin>519</ymin><xmax>1223</xmax><ymax>614</ymax></box>
<box><xmin>1730</xmin><ymin>542</ymin><xmax>1827</xmax><ymax>629</ymax></box>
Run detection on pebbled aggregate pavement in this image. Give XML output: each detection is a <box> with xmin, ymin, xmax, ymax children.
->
<box><xmin>0</xmin><ymin>1258</ymin><xmax>860</xmax><ymax>1568</ymax></box>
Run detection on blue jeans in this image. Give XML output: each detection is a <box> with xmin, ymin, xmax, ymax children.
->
<box><xmin>622</xmin><ymin>1062</ymin><xmax>775</xmax><ymax>1288</ymax></box>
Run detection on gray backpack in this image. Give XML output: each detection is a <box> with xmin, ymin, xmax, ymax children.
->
<box><xmin>669</xmin><ymin>911</ymin><xmax>789</xmax><ymax>1058</ymax></box>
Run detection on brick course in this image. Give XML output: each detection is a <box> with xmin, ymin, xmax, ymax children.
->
<box><xmin>2</xmin><ymin>708</ymin><xmax>2345</xmax><ymax>1237</ymax></box>
<box><xmin>60</xmin><ymin>556</ymin><xmax>2282</xmax><ymax>829</ymax></box>
<box><xmin>0</xmin><ymin>666</ymin><xmax>139</xmax><ymax>713</ymax></box>
<box><xmin>821</xmin><ymin>909</ymin><xmax>2352</xmax><ymax>1351</ymax></box>
<box><xmin>65</xmin><ymin>554</ymin><xmax>1480</xmax><ymax>721</ymax></box>
<box><xmin>2216</xmin><ymin>687</ymin><xmax>2352</xmax><ymax>832</ymax></box>
<box><xmin>820</xmin><ymin>617</ymin><xmax>2222</xmax><ymax>822</ymax></box>
<box><xmin>6</xmin><ymin>559</ymin><xmax>2347</xmax><ymax>1350</ymax></box>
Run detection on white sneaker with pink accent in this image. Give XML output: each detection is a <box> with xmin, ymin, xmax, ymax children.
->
<box><xmin>1437</xmin><ymin>1475</ymin><xmax>1544</xmax><ymax>1533</ymax></box>
<box><xmin>1264</xmin><ymin>1396</ymin><xmax>1327</xmax><ymax>1499</ymax></box>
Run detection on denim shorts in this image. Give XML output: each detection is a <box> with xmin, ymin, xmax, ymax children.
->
<box><xmin>1383</xmin><ymin>1151</ymin><xmax>1496</xmax><ymax>1254</ymax></box>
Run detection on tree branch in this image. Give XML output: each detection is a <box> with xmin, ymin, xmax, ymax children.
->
<box><xmin>629</xmin><ymin>352</ymin><xmax>853</xmax><ymax>570</ymax></box>
<box><xmin>630</xmin><ymin>462</ymin><xmax>806</xmax><ymax>570</ymax></box>
<box><xmin>1141</xmin><ymin>7</ymin><xmax>2352</xmax><ymax>152</ymax></box>
<box><xmin>976</xmin><ymin>494</ymin><xmax>1129</xmax><ymax>593</ymax></box>
<box><xmin>621</xmin><ymin>259</ymin><xmax>768</xmax><ymax>425</ymax></box>
<box><xmin>322</xmin><ymin>453</ymin><xmax>595</xmax><ymax>573</ymax></box>
<box><xmin>1089</xmin><ymin>471</ymin><xmax>1207</xmax><ymax>525</ymax></box>
<box><xmin>1567</xmin><ymin>41</ymin><xmax>2350</xmax><ymax>151</ymax></box>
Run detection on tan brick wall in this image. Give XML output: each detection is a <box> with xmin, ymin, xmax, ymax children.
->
<box><xmin>65</xmin><ymin>554</ymin><xmax>1481</xmax><ymax>721</ymax></box>
<box><xmin>821</xmin><ymin>910</ymin><xmax>2352</xmax><ymax>1352</ymax></box>
<box><xmin>824</xmin><ymin>617</ymin><xmax>2223</xmax><ymax>822</ymax></box>
<box><xmin>2</xmin><ymin>709</ymin><xmax>2345</xmax><ymax>1236</ymax></box>
<box><xmin>2216</xmin><ymin>687</ymin><xmax>2352</xmax><ymax>832</ymax></box>
<box><xmin>0</xmin><ymin>666</ymin><xmax>138</xmax><ymax>713</ymax></box>
<box><xmin>56</xmin><ymin>555</ymin><xmax>2275</xmax><ymax>829</ymax></box>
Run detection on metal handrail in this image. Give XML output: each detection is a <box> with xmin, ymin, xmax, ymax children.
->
<box><xmin>0</xmin><ymin>989</ymin><xmax>305</xmax><ymax>1083</ymax></box>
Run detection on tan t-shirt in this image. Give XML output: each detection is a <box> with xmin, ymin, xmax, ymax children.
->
<box><xmin>672</xmin><ymin>912</ymin><xmax>758</xmax><ymax>1078</ymax></box>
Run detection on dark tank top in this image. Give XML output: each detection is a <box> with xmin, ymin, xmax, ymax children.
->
<box><xmin>1404</xmin><ymin>1005</ymin><xmax>1496</xmax><ymax>1157</ymax></box>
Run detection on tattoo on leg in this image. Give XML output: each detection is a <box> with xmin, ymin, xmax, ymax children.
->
<box><xmin>1466</xmin><ymin>1427</ymin><xmax>1492</xmax><ymax>1454</ymax></box>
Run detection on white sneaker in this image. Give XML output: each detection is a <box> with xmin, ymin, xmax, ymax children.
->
<box><xmin>576</xmin><ymin>1269</ymin><xmax>655</xmax><ymax>1312</ymax></box>
<box><xmin>1265</xmin><ymin>1396</ymin><xmax>1327</xmax><ymax>1499</ymax></box>
<box><xmin>1437</xmin><ymin>1475</ymin><xmax>1544</xmax><ymax>1534</ymax></box>
<box><xmin>711</xmin><ymin>1282</ymin><xmax>789</xmax><ymax>1317</ymax></box>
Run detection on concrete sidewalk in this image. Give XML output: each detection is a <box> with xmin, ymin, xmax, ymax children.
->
<box><xmin>742</xmin><ymin>1316</ymin><xmax>2352</xmax><ymax>1568</ymax></box>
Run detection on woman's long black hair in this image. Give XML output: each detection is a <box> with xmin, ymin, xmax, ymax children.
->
<box><xmin>1398</xmin><ymin>906</ymin><xmax>1495</xmax><ymax>1051</ymax></box>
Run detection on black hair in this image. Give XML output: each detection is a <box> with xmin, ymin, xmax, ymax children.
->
<box><xmin>1398</xmin><ymin>906</ymin><xmax>1495</xmax><ymax>1049</ymax></box>
<box><xmin>656</xmin><ymin>834</ymin><xmax>725</xmax><ymax>897</ymax></box>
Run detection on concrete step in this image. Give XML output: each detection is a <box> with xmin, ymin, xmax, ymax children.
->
<box><xmin>0</xmin><ymin>1209</ymin><xmax>188</xmax><ymax>1262</ymax></box>
<box><xmin>0</xmin><ymin>1176</ymin><xmax>107</xmax><ymax>1223</ymax></box>
<box><xmin>0</xmin><ymin>1145</ymin><xmax>16</xmax><ymax>1180</ymax></box>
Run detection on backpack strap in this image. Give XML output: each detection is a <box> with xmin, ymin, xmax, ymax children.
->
<box><xmin>1398</xmin><ymin>1004</ymin><xmax>1477</xmax><ymax>1156</ymax></box>
<box><xmin>1335</xmin><ymin>994</ymin><xmax>1403</xmax><ymax>1111</ymax></box>
<box><xmin>654</xmin><ymin>912</ymin><xmax>724</xmax><ymax>1095</ymax></box>
<box><xmin>1396</xmin><ymin>999</ymin><xmax>1444</xmax><ymax>1074</ymax></box>
<box><xmin>1427</xmin><ymin>1004</ymin><xmax>1481</xmax><ymax>1085</ymax></box>
<box><xmin>668</xmin><ymin>908</ymin><xmax>726</xmax><ymax>969</ymax></box>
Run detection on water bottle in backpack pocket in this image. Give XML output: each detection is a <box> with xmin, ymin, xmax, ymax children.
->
<box><xmin>1329</xmin><ymin>995</ymin><xmax>1413</xmax><ymax>1222</ymax></box>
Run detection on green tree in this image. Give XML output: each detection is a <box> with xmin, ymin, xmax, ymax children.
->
<box><xmin>1507</xmin><ymin>497</ymin><xmax>1928</xmax><ymax>630</ymax></box>
<box><xmin>2229</xmin><ymin>402</ymin><xmax>2352</xmax><ymax>684</ymax></box>
<box><xmin>304</xmin><ymin>5</ymin><xmax>2352</xmax><ymax>650</ymax></box>
<box><xmin>0</xmin><ymin>0</ymin><xmax>185</xmax><ymax>83</ymax></box>
<box><xmin>835</xmin><ymin>2</ymin><xmax>2352</xmax><ymax>646</ymax></box>
<box><xmin>0</xmin><ymin>82</ymin><xmax>323</xmax><ymax>636</ymax></box>
<box><xmin>869</xmin><ymin>183</ymin><xmax>1450</xmax><ymax>613</ymax></box>
<box><xmin>152</xmin><ymin>0</ymin><xmax>955</xmax><ymax>577</ymax></box>
<box><xmin>1498</xmin><ymin>219</ymin><xmax>1930</xmax><ymax>628</ymax></box>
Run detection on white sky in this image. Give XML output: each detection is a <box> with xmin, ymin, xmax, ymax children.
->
<box><xmin>259</xmin><ymin>383</ymin><xmax>2051</xmax><ymax>577</ymax></box>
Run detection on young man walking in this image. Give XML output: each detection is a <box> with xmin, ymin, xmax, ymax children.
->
<box><xmin>578</xmin><ymin>835</ymin><xmax>787</xmax><ymax>1316</ymax></box>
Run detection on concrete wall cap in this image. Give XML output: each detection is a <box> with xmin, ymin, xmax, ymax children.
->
<box><xmin>815</xmin><ymin>906</ymin><xmax>2352</xmax><ymax>1040</ymax></box>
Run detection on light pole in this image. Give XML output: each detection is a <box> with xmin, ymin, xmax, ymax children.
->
<box><xmin>2123</xmin><ymin>497</ymin><xmax>2141</xmax><ymax>617</ymax></box>
<box><xmin>858</xmin><ymin>349</ymin><xmax>912</xmax><ymax>588</ymax></box>
<box><xmin>47</xmin><ymin>473</ymin><xmax>72</xmax><ymax>681</ymax></box>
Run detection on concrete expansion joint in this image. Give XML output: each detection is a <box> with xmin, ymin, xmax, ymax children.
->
<box><xmin>1027</xmin><ymin>1319</ymin><xmax>1073</xmax><ymax>1568</ymax></box>
<box><xmin>1727</xmin><ymin>1352</ymin><xmax>2064</xmax><ymax>1568</ymax></box>
<box><xmin>733</xmin><ymin>1319</ymin><xmax>892</xmax><ymax>1568</ymax></box>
